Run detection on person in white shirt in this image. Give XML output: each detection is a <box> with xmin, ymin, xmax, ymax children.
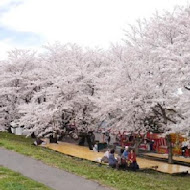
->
<box><xmin>181</xmin><ymin>140</ymin><xmax>188</xmax><ymax>156</ymax></box>
<box><xmin>93</xmin><ymin>143</ymin><xmax>98</xmax><ymax>152</ymax></box>
<box><xmin>101</xmin><ymin>149</ymin><xmax>110</xmax><ymax>163</ymax></box>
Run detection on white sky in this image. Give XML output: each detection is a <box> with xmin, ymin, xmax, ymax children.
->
<box><xmin>0</xmin><ymin>0</ymin><xmax>190</xmax><ymax>58</ymax></box>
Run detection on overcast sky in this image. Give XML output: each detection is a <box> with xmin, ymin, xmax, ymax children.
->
<box><xmin>0</xmin><ymin>0</ymin><xmax>190</xmax><ymax>58</ymax></box>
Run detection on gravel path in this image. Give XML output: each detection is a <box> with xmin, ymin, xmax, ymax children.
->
<box><xmin>0</xmin><ymin>148</ymin><xmax>111</xmax><ymax>190</ymax></box>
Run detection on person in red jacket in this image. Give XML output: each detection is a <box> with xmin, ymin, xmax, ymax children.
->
<box><xmin>128</xmin><ymin>149</ymin><xmax>139</xmax><ymax>171</ymax></box>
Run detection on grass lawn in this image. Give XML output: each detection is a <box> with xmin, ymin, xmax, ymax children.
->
<box><xmin>0</xmin><ymin>132</ymin><xmax>190</xmax><ymax>190</ymax></box>
<box><xmin>0</xmin><ymin>166</ymin><xmax>50</xmax><ymax>190</ymax></box>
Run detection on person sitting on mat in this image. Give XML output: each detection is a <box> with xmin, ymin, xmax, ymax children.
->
<box><xmin>108</xmin><ymin>149</ymin><xmax>118</xmax><ymax>168</ymax></box>
<box><xmin>128</xmin><ymin>149</ymin><xmax>139</xmax><ymax>171</ymax></box>
<box><xmin>117</xmin><ymin>148</ymin><xmax>127</xmax><ymax>170</ymax></box>
<box><xmin>101</xmin><ymin>149</ymin><xmax>110</xmax><ymax>163</ymax></box>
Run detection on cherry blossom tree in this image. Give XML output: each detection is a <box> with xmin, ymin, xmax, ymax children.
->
<box><xmin>121</xmin><ymin>6</ymin><xmax>190</xmax><ymax>161</ymax></box>
<box><xmin>0</xmin><ymin>7</ymin><xmax>189</xmax><ymax>163</ymax></box>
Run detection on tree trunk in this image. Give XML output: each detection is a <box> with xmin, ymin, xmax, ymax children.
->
<box><xmin>166</xmin><ymin>134</ymin><xmax>173</xmax><ymax>164</ymax></box>
<box><xmin>134</xmin><ymin>140</ymin><xmax>139</xmax><ymax>155</ymax></box>
<box><xmin>134</xmin><ymin>135</ymin><xmax>141</xmax><ymax>155</ymax></box>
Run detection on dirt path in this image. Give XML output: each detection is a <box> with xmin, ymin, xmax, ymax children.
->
<box><xmin>0</xmin><ymin>148</ymin><xmax>110</xmax><ymax>190</ymax></box>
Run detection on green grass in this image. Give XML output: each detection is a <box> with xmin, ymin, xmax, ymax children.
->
<box><xmin>0</xmin><ymin>132</ymin><xmax>190</xmax><ymax>190</ymax></box>
<box><xmin>0</xmin><ymin>166</ymin><xmax>50</xmax><ymax>190</ymax></box>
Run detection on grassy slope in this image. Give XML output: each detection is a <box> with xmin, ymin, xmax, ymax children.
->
<box><xmin>0</xmin><ymin>166</ymin><xmax>50</xmax><ymax>190</ymax></box>
<box><xmin>0</xmin><ymin>132</ymin><xmax>189</xmax><ymax>190</ymax></box>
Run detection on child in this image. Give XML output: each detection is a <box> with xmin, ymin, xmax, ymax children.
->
<box><xmin>93</xmin><ymin>142</ymin><xmax>98</xmax><ymax>152</ymax></box>
<box><xmin>117</xmin><ymin>148</ymin><xmax>127</xmax><ymax>169</ymax></box>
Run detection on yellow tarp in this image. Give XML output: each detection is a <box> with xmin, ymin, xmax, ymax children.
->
<box><xmin>46</xmin><ymin>142</ymin><xmax>104</xmax><ymax>162</ymax></box>
<box><xmin>45</xmin><ymin>142</ymin><xmax>190</xmax><ymax>174</ymax></box>
<box><xmin>144</xmin><ymin>152</ymin><xmax>190</xmax><ymax>164</ymax></box>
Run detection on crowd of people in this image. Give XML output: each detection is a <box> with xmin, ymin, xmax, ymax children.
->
<box><xmin>101</xmin><ymin>146</ymin><xmax>139</xmax><ymax>171</ymax></box>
